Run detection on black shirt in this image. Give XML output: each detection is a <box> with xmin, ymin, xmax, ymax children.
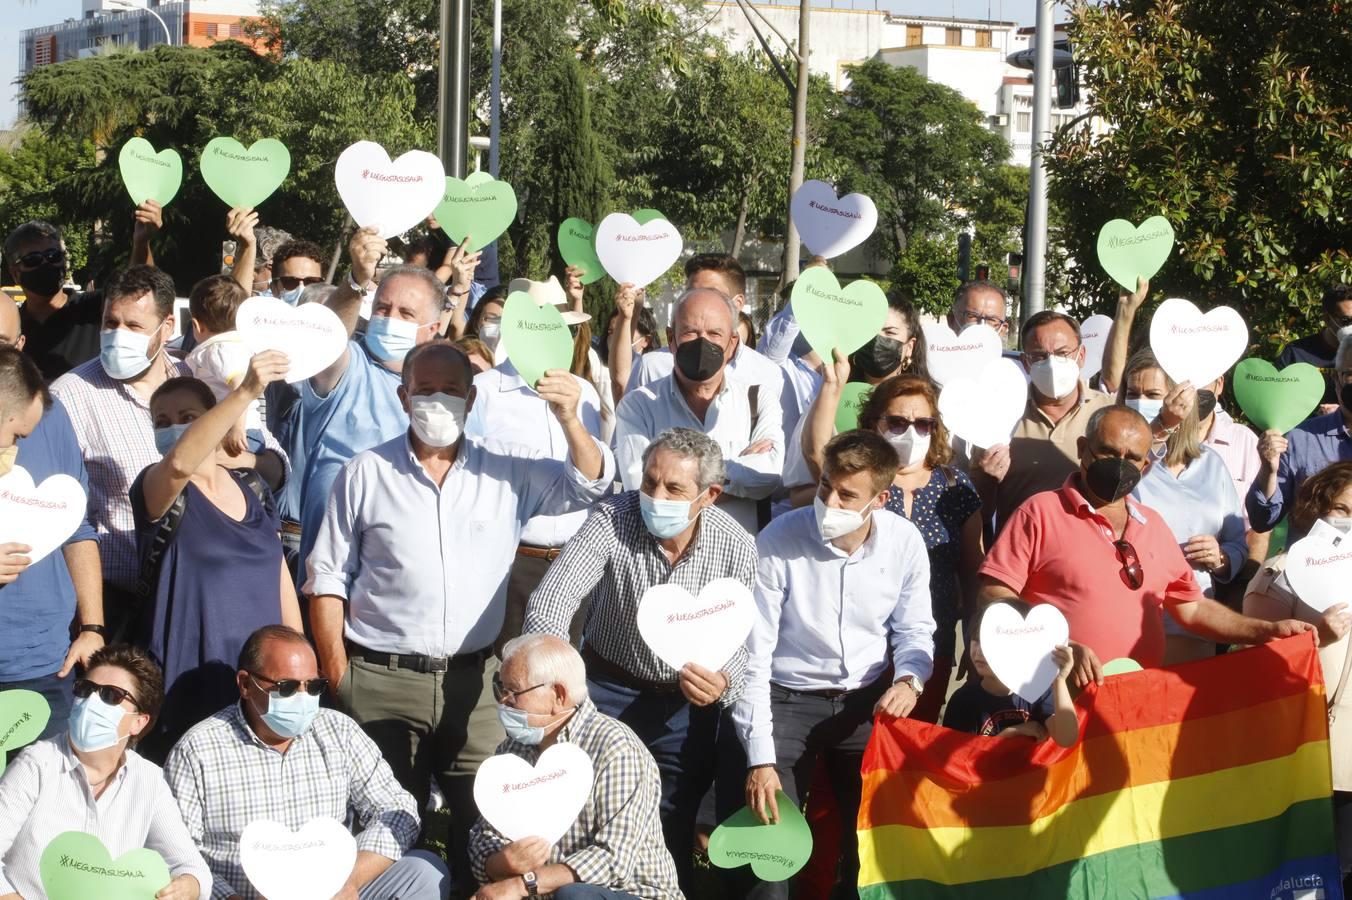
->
<box><xmin>19</xmin><ymin>289</ymin><xmax>103</xmax><ymax>381</ymax></box>
<box><xmin>942</xmin><ymin>678</ymin><xmax>1054</xmax><ymax>737</ymax></box>
<box><xmin>1276</xmin><ymin>332</ymin><xmax>1338</xmax><ymax>405</ymax></box>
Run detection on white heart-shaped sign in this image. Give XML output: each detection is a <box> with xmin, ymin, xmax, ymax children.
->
<box><xmin>922</xmin><ymin>322</ymin><xmax>1002</xmax><ymax>387</ymax></box>
<box><xmin>1079</xmin><ymin>314</ymin><xmax>1113</xmax><ymax>379</ymax></box>
<box><xmin>334</xmin><ymin>141</ymin><xmax>445</xmax><ymax>239</ymax></box>
<box><xmin>979</xmin><ymin>602</ymin><xmax>1070</xmax><ymax>703</ymax></box>
<box><xmin>790</xmin><ymin>180</ymin><xmax>878</xmax><ymax>259</ymax></box>
<box><xmin>474</xmin><ymin>743</ymin><xmax>595</xmax><ymax>845</ymax></box>
<box><xmin>239</xmin><ymin>817</ymin><xmax>357</xmax><ymax>900</ymax></box>
<box><xmin>1148</xmin><ymin>298</ymin><xmax>1248</xmax><ymax>388</ymax></box>
<box><xmin>594</xmin><ymin>213</ymin><xmax>683</xmax><ymax>289</ymax></box>
<box><xmin>0</xmin><ymin>466</ymin><xmax>85</xmax><ymax>566</ymax></box>
<box><xmin>635</xmin><ymin>577</ymin><xmax>755</xmax><ymax>672</ymax></box>
<box><xmin>1284</xmin><ymin>520</ymin><xmax>1352</xmax><ymax>614</ymax></box>
<box><xmin>235</xmin><ymin>297</ymin><xmax>348</xmax><ymax>384</ymax></box>
<box><xmin>937</xmin><ymin>358</ymin><xmax>1028</xmax><ymax>450</ymax></box>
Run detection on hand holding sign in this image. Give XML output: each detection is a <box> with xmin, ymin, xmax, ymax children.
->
<box><xmin>636</xmin><ymin>577</ymin><xmax>755</xmax><ymax>672</ymax></box>
<box><xmin>1148</xmin><ymin>298</ymin><xmax>1248</xmax><ymax>389</ymax></box>
<box><xmin>708</xmin><ymin>791</ymin><xmax>813</xmax><ymax>881</ymax></box>
<box><xmin>334</xmin><ymin>141</ymin><xmax>444</xmax><ymax>239</ymax></box>
<box><xmin>938</xmin><ymin>358</ymin><xmax>1028</xmax><ymax>451</ymax></box>
<box><xmin>236</xmin><ymin>298</ymin><xmax>346</xmax><ymax>384</ymax></box>
<box><xmin>0</xmin><ymin>689</ymin><xmax>50</xmax><ymax>774</ymax></box>
<box><xmin>1096</xmin><ymin>216</ymin><xmax>1175</xmax><ymax>292</ymax></box>
<box><xmin>979</xmin><ymin>602</ymin><xmax>1070</xmax><ymax>703</ymax></box>
<box><xmin>434</xmin><ymin>175</ymin><xmax>518</xmax><ymax>252</ymax></box>
<box><xmin>790</xmin><ymin>180</ymin><xmax>878</xmax><ymax>259</ymax></box>
<box><xmin>501</xmin><ymin>291</ymin><xmax>573</xmax><ymax>389</ymax></box>
<box><xmin>474</xmin><ymin>743</ymin><xmax>595</xmax><ymax>845</ymax></box>
<box><xmin>921</xmin><ymin>321</ymin><xmax>1002</xmax><ymax>387</ymax></box>
<box><xmin>118</xmin><ymin>138</ymin><xmax>182</xmax><ymax>208</ymax></box>
<box><xmin>790</xmin><ymin>268</ymin><xmax>887</xmax><ymax>362</ymax></box>
<box><xmin>0</xmin><ymin>466</ymin><xmax>87</xmax><ymax>567</ymax></box>
<box><xmin>40</xmin><ymin>832</ymin><xmax>171</xmax><ymax>900</ymax></box>
<box><xmin>594</xmin><ymin>213</ymin><xmax>683</xmax><ymax>289</ymax></box>
<box><xmin>1232</xmin><ymin>359</ymin><xmax>1324</xmax><ymax>434</ymax></box>
<box><xmin>239</xmin><ymin>818</ymin><xmax>358</xmax><ymax>900</ymax></box>
<box><xmin>200</xmin><ymin>137</ymin><xmax>291</xmax><ymax>209</ymax></box>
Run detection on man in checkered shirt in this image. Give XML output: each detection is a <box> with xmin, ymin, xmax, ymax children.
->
<box><xmin>468</xmin><ymin>634</ymin><xmax>681</xmax><ymax>900</ymax></box>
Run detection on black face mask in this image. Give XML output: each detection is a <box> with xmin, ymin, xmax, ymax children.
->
<box><xmin>1341</xmin><ymin>383</ymin><xmax>1352</xmax><ymax>413</ymax></box>
<box><xmin>1083</xmin><ymin>456</ymin><xmax>1142</xmax><ymax>504</ymax></box>
<box><xmin>674</xmin><ymin>337</ymin><xmax>725</xmax><ymax>383</ymax></box>
<box><xmin>18</xmin><ymin>264</ymin><xmax>64</xmax><ymax>298</ymax></box>
<box><xmin>851</xmin><ymin>335</ymin><xmax>904</xmax><ymax>380</ymax></box>
<box><xmin>1196</xmin><ymin>389</ymin><xmax>1218</xmax><ymax>420</ymax></box>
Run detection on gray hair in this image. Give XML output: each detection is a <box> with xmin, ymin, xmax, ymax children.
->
<box><xmin>299</xmin><ymin>283</ymin><xmax>337</xmax><ymax>307</ymax></box>
<box><xmin>1336</xmin><ymin>333</ymin><xmax>1352</xmax><ymax>374</ymax></box>
<box><xmin>641</xmin><ymin>427</ymin><xmax>727</xmax><ymax>492</ymax></box>
<box><xmin>672</xmin><ymin>286</ymin><xmax>737</xmax><ymax>333</ymax></box>
<box><xmin>376</xmin><ymin>264</ymin><xmax>447</xmax><ymax>319</ymax></box>
<box><xmin>4</xmin><ymin>221</ymin><xmax>62</xmax><ymax>265</ymax></box>
<box><xmin>501</xmin><ymin>634</ymin><xmax>588</xmax><ymax>702</ymax></box>
<box><xmin>254</xmin><ymin>226</ymin><xmax>293</xmax><ymax>269</ymax></box>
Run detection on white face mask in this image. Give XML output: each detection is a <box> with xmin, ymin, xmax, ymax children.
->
<box><xmin>1338</xmin><ymin>324</ymin><xmax>1352</xmax><ymax>342</ymax></box>
<box><xmin>1029</xmin><ymin>354</ymin><xmax>1080</xmax><ymax>400</ymax></box>
<box><xmin>409</xmin><ymin>393</ymin><xmax>468</xmax><ymax>448</ymax></box>
<box><xmin>884</xmin><ymin>426</ymin><xmax>931</xmax><ymax>469</ymax></box>
<box><xmin>479</xmin><ymin>322</ymin><xmax>502</xmax><ymax>350</ymax></box>
<box><xmin>813</xmin><ymin>495</ymin><xmax>875</xmax><ymax>542</ymax></box>
<box><xmin>1125</xmin><ymin>396</ymin><xmax>1164</xmax><ymax>423</ymax></box>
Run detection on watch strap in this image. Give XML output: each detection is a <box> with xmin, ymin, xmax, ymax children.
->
<box><xmin>522</xmin><ymin>871</ymin><xmax>539</xmax><ymax>897</ymax></box>
<box><xmin>78</xmin><ymin>624</ymin><xmax>107</xmax><ymax>636</ymax></box>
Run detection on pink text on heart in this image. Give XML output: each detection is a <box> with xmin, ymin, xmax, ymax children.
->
<box><xmin>667</xmin><ymin>599</ymin><xmax>734</xmax><ymax>625</ymax></box>
<box><xmin>807</xmin><ymin>199</ymin><xmax>863</xmax><ymax>221</ymax></box>
<box><xmin>995</xmin><ymin>624</ymin><xmax>1047</xmax><ymax>636</ymax></box>
<box><xmin>1169</xmin><ymin>323</ymin><xmax>1231</xmax><ymax>335</ymax></box>
<box><xmin>502</xmin><ymin>769</ymin><xmax>565</xmax><ymax>793</ymax></box>
<box><xmin>0</xmin><ymin>491</ymin><xmax>67</xmax><ymax>510</ymax></box>
<box><xmin>1305</xmin><ymin>551</ymin><xmax>1352</xmax><ymax>567</ymax></box>
<box><xmin>249</xmin><ymin>316</ymin><xmax>333</xmax><ymax>332</ymax></box>
<box><xmin>360</xmin><ymin>170</ymin><xmax>424</xmax><ymax>183</ymax></box>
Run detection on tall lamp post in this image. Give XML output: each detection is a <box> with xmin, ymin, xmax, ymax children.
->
<box><xmin>105</xmin><ymin>0</ymin><xmax>173</xmax><ymax>46</ymax></box>
<box><xmin>438</xmin><ymin>0</ymin><xmax>473</xmax><ymax>178</ymax></box>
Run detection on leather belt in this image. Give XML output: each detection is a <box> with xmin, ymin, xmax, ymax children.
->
<box><xmin>347</xmin><ymin>642</ymin><xmax>490</xmax><ymax>674</ymax></box>
<box><xmin>280</xmin><ymin>520</ymin><xmax>302</xmax><ymax>537</ymax></box>
<box><xmin>773</xmin><ymin>672</ymin><xmax>890</xmax><ymax>701</ymax></box>
<box><xmin>583</xmin><ymin>645</ymin><xmax>681</xmax><ymax>695</ymax></box>
<box><xmin>516</xmin><ymin>544</ymin><xmax>562</xmax><ymax>561</ymax></box>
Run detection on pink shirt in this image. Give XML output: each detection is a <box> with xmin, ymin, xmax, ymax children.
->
<box><xmin>979</xmin><ymin>476</ymin><xmax>1205</xmax><ymax>667</ymax></box>
<box><xmin>1203</xmin><ymin>408</ymin><xmax>1261</xmax><ymax>526</ymax></box>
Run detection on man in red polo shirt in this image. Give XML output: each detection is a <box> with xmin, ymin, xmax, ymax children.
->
<box><xmin>979</xmin><ymin>405</ymin><xmax>1310</xmax><ymax>685</ymax></box>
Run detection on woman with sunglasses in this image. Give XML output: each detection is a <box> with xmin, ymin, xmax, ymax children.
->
<box><xmin>1118</xmin><ymin>348</ymin><xmax>1248</xmax><ymax>664</ymax></box>
<box><xmin>0</xmin><ymin>645</ymin><xmax>211</xmax><ymax>899</ymax></box>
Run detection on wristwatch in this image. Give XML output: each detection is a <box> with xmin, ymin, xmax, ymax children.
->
<box><xmin>522</xmin><ymin>871</ymin><xmax>539</xmax><ymax>897</ymax></box>
<box><xmin>78</xmin><ymin>624</ymin><xmax>107</xmax><ymax>637</ymax></box>
<box><xmin>346</xmin><ymin>270</ymin><xmax>370</xmax><ymax>293</ymax></box>
<box><xmin>898</xmin><ymin>675</ymin><xmax>924</xmax><ymax>697</ymax></box>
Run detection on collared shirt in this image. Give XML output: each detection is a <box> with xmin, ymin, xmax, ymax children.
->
<box><xmin>523</xmin><ymin>492</ymin><xmax>757</xmax><ymax>701</ymax></box>
<box><xmin>0</xmin><ymin>398</ymin><xmax>98</xmax><ymax>681</ymax></box>
<box><xmin>614</xmin><ymin>373</ymin><xmax>783</xmax><ymax>534</ymax></box>
<box><xmin>164</xmin><ymin>705</ymin><xmax>418</xmax><ymax>900</ymax></box>
<box><xmin>305</xmin><ymin>433</ymin><xmax>615</xmax><ymax>656</ymax></box>
<box><xmin>19</xmin><ymin>288</ymin><xmax>103</xmax><ymax>381</ymax></box>
<box><xmin>0</xmin><ymin>737</ymin><xmax>212</xmax><ymax>899</ymax></box>
<box><xmin>1203</xmin><ymin>408</ymin><xmax>1261</xmax><ymax>525</ymax></box>
<box><xmin>466</xmin><ymin>361</ymin><xmax>602</xmax><ymax>548</ymax></box>
<box><xmin>467</xmin><ymin>698</ymin><xmax>683</xmax><ymax>900</ymax></box>
<box><xmin>734</xmin><ymin>507</ymin><xmax>935</xmax><ymax>766</ymax></box>
<box><xmin>980</xmin><ymin>475</ymin><xmax>1205</xmax><ymax>668</ymax></box>
<box><xmin>1246</xmin><ymin>410</ymin><xmax>1352</xmax><ymax>540</ymax></box>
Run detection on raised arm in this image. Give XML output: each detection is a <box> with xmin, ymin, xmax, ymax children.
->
<box><xmin>313</xmin><ymin>227</ymin><xmax>387</xmax><ymax>395</ymax></box>
<box><xmin>130</xmin><ymin>200</ymin><xmax>162</xmax><ymax>267</ymax></box>
<box><xmin>226</xmin><ymin>207</ymin><xmax>259</xmax><ymax>293</ymax></box>
<box><xmin>440</xmin><ymin>237</ymin><xmax>479</xmax><ymax>339</ymax></box>
<box><xmin>607</xmin><ymin>284</ymin><xmax>640</xmax><ymax>405</ymax></box>
<box><xmin>1099</xmin><ymin>277</ymin><xmax>1149</xmax><ymax>395</ymax></box>
<box><xmin>801</xmin><ymin>349</ymin><xmax>852</xmax><ymax>484</ymax></box>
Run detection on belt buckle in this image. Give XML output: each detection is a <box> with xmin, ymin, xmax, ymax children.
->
<box><xmin>386</xmin><ymin>654</ymin><xmax>399</xmax><ymax>672</ymax></box>
<box><xmin>429</xmin><ymin>656</ymin><xmax>448</xmax><ymax>673</ymax></box>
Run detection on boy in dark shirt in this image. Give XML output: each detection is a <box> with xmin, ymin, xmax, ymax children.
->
<box><xmin>943</xmin><ymin>601</ymin><xmax>1079</xmax><ymax>746</ymax></box>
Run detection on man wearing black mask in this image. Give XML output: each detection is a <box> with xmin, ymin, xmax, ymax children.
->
<box><xmin>614</xmin><ymin>286</ymin><xmax>783</xmax><ymax>534</ymax></box>
<box><xmin>1277</xmin><ymin>283</ymin><xmax>1352</xmax><ymax>414</ymax></box>
<box><xmin>978</xmin><ymin>405</ymin><xmax>1310</xmax><ymax>687</ymax></box>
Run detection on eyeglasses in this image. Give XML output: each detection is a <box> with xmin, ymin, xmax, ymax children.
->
<box><xmin>881</xmin><ymin>415</ymin><xmax>938</xmax><ymax>437</ymax></box>
<box><xmin>248</xmin><ymin>672</ymin><xmax>329</xmax><ymax>698</ymax></box>
<box><xmin>962</xmin><ymin>310</ymin><xmax>1009</xmax><ymax>330</ymax></box>
<box><xmin>1024</xmin><ymin>347</ymin><xmax>1082</xmax><ymax>365</ymax></box>
<box><xmin>16</xmin><ymin>248</ymin><xmax>65</xmax><ymax>269</ymax></box>
<box><xmin>492</xmin><ymin>672</ymin><xmax>547</xmax><ymax>705</ymax></box>
<box><xmin>1114</xmin><ymin>539</ymin><xmax>1144</xmax><ymax>590</ymax></box>
<box><xmin>275</xmin><ymin>275</ymin><xmax>326</xmax><ymax>291</ymax></box>
<box><xmin>74</xmin><ymin>678</ymin><xmax>140</xmax><ymax>710</ymax></box>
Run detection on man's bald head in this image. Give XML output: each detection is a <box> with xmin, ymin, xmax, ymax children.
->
<box><xmin>0</xmin><ymin>295</ymin><xmax>22</xmax><ymax>350</ymax></box>
<box><xmin>672</xmin><ymin>287</ymin><xmax>737</xmax><ymax>335</ymax></box>
<box><xmin>1080</xmin><ymin>405</ymin><xmax>1152</xmax><ymax>469</ymax></box>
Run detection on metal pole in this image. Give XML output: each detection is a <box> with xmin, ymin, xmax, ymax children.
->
<box><xmin>1023</xmin><ymin>0</ymin><xmax>1054</xmax><ymax>320</ymax></box>
<box><xmin>438</xmin><ymin>0</ymin><xmax>472</xmax><ymax>179</ymax></box>
<box><xmin>781</xmin><ymin>0</ymin><xmax>810</xmax><ymax>289</ymax></box>
<box><xmin>489</xmin><ymin>0</ymin><xmax>501</xmax><ymax>178</ymax></box>
<box><xmin>146</xmin><ymin>9</ymin><xmax>171</xmax><ymax>45</ymax></box>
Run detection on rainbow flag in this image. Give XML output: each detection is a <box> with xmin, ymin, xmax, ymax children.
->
<box><xmin>857</xmin><ymin>635</ymin><xmax>1342</xmax><ymax>899</ymax></box>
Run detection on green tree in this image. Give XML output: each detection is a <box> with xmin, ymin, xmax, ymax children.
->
<box><xmin>0</xmin><ymin>127</ymin><xmax>95</xmax><ymax>276</ymax></box>
<box><xmin>1047</xmin><ymin>0</ymin><xmax>1352</xmax><ymax>353</ymax></box>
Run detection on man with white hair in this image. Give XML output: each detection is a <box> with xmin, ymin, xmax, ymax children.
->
<box><xmin>613</xmin><ymin>286</ymin><xmax>782</xmax><ymax>534</ymax></box>
<box><xmin>468</xmin><ymin>634</ymin><xmax>681</xmax><ymax>900</ymax></box>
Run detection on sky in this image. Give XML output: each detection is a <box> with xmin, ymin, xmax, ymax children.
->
<box><xmin>0</xmin><ymin>0</ymin><xmax>1045</xmax><ymax>129</ymax></box>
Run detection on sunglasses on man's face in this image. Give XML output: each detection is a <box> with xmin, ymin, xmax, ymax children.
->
<box><xmin>881</xmin><ymin>415</ymin><xmax>937</xmax><ymax>438</ymax></box>
<box><xmin>73</xmin><ymin>678</ymin><xmax>139</xmax><ymax>710</ymax></box>
<box><xmin>275</xmin><ymin>275</ymin><xmax>326</xmax><ymax>291</ymax></box>
<box><xmin>16</xmin><ymin>248</ymin><xmax>65</xmax><ymax>269</ymax></box>
<box><xmin>248</xmin><ymin>672</ymin><xmax>329</xmax><ymax>698</ymax></box>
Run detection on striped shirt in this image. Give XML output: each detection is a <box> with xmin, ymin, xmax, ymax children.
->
<box><xmin>163</xmin><ymin>705</ymin><xmax>419</xmax><ymax>900</ymax></box>
<box><xmin>467</xmin><ymin>698</ymin><xmax>683</xmax><ymax>899</ymax></box>
<box><xmin>0</xmin><ymin>737</ymin><xmax>212</xmax><ymax>898</ymax></box>
<box><xmin>523</xmin><ymin>492</ymin><xmax>757</xmax><ymax>701</ymax></box>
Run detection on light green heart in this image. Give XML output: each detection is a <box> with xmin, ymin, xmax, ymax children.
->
<box><xmin>501</xmin><ymin>291</ymin><xmax>574</xmax><ymax>389</ymax></box>
<box><xmin>557</xmin><ymin>218</ymin><xmax>606</xmax><ymax>285</ymax></box>
<box><xmin>199</xmin><ymin>136</ymin><xmax>291</xmax><ymax>209</ymax></box>
<box><xmin>40</xmin><ymin>832</ymin><xmax>171</xmax><ymax>900</ymax></box>
<box><xmin>434</xmin><ymin>176</ymin><xmax>518</xmax><ymax>253</ymax></box>
<box><xmin>836</xmin><ymin>382</ymin><xmax>871</xmax><ymax>433</ymax></box>
<box><xmin>708</xmin><ymin>791</ymin><xmax>813</xmax><ymax>881</ymax></box>
<box><xmin>1096</xmin><ymin>216</ymin><xmax>1175</xmax><ymax>291</ymax></box>
<box><xmin>632</xmin><ymin>208</ymin><xmax>667</xmax><ymax>225</ymax></box>
<box><xmin>0</xmin><ymin>688</ymin><xmax>50</xmax><ymax>775</ymax></box>
<box><xmin>117</xmin><ymin>137</ymin><xmax>182</xmax><ymax>208</ymax></box>
<box><xmin>1232</xmin><ymin>358</ymin><xmax>1324</xmax><ymax>434</ymax></box>
<box><xmin>791</xmin><ymin>268</ymin><xmax>888</xmax><ymax>361</ymax></box>
<box><xmin>1102</xmin><ymin>658</ymin><xmax>1143</xmax><ymax>676</ymax></box>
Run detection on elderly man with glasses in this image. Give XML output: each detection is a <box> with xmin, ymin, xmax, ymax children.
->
<box><xmin>977</xmin><ymin>405</ymin><xmax>1312</xmax><ymax>688</ymax></box>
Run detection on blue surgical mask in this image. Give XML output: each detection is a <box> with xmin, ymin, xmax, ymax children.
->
<box><xmin>252</xmin><ymin>680</ymin><xmax>320</xmax><ymax>739</ymax></box>
<box><xmin>365</xmin><ymin>315</ymin><xmax>425</xmax><ymax>362</ymax></box>
<box><xmin>1125</xmin><ymin>396</ymin><xmax>1164</xmax><ymax>423</ymax></box>
<box><xmin>68</xmin><ymin>694</ymin><xmax>130</xmax><ymax>753</ymax></box>
<box><xmin>154</xmin><ymin>423</ymin><xmax>190</xmax><ymax>456</ymax></box>
<box><xmin>100</xmin><ymin>328</ymin><xmax>154</xmax><ymax>380</ymax></box>
<box><xmin>279</xmin><ymin>284</ymin><xmax>304</xmax><ymax>306</ymax></box>
<box><xmin>496</xmin><ymin>703</ymin><xmax>572</xmax><ymax>746</ymax></box>
<box><xmin>639</xmin><ymin>492</ymin><xmax>694</xmax><ymax>540</ymax></box>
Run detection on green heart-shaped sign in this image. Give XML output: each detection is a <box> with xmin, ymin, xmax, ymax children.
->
<box><xmin>40</xmin><ymin>832</ymin><xmax>171</xmax><ymax>900</ymax></box>
<box><xmin>464</xmin><ymin>170</ymin><xmax>494</xmax><ymax>188</ymax></box>
<box><xmin>1102</xmin><ymin>657</ymin><xmax>1143</xmax><ymax>676</ymax></box>
<box><xmin>1233</xmin><ymin>358</ymin><xmax>1324</xmax><ymax>434</ymax></box>
<box><xmin>835</xmin><ymin>383</ymin><xmax>871</xmax><ymax>433</ymax></box>
<box><xmin>117</xmin><ymin>138</ymin><xmax>182</xmax><ymax>208</ymax></box>
<box><xmin>1096</xmin><ymin>216</ymin><xmax>1175</xmax><ymax>291</ymax></box>
<box><xmin>558</xmin><ymin>218</ymin><xmax>606</xmax><ymax>285</ymax></box>
<box><xmin>633</xmin><ymin>208</ymin><xmax>667</xmax><ymax>225</ymax></box>
<box><xmin>791</xmin><ymin>268</ymin><xmax>887</xmax><ymax>361</ymax></box>
<box><xmin>502</xmin><ymin>291</ymin><xmax>574</xmax><ymax>389</ymax></box>
<box><xmin>708</xmin><ymin>791</ymin><xmax>813</xmax><ymax>881</ymax></box>
<box><xmin>199</xmin><ymin>136</ymin><xmax>291</xmax><ymax>209</ymax></box>
<box><xmin>0</xmin><ymin>688</ymin><xmax>50</xmax><ymax>774</ymax></box>
<box><xmin>433</xmin><ymin>176</ymin><xmax>518</xmax><ymax>253</ymax></box>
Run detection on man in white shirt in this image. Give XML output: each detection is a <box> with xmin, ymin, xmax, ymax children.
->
<box><xmin>614</xmin><ymin>286</ymin><xmax>783</xmax><ymax>533</ymax></box>
<box><xmin>733</xmin><ymin>429</ymin><xmax>934</xmax><ymax>899</ymax></box>
<box><xmin>305</xmin><ymin>341</ymin><xmax>615</xmax><ymax>896</ymax></box>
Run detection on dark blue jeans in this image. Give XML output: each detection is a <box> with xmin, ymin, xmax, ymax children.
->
<box><xmin>0</xmin><ymin>671</ymin><xmax>74</xmax><ymax>741</ymax></box>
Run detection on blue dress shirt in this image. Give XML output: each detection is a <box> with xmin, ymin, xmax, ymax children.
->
<box><xmin>1246</xmin><ymin>410</ymin><xmax>1352</xmax><ymax>539</ymax></box>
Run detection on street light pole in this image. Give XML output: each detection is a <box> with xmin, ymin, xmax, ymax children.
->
<box><xmin>781</xmin><ymin>0</ymin><xmax>810</xmax><ymax>290</ymax></box>
<box><xmin>438</xmin><ymin>0</ymin><xmax>472</xmax><ymax>179</ymax></box>
<box><xmin>490</xmin><ymin>0</ymin><xmax>501</xmax><ymax>178</ymax></box>
<box><xmin>1023</xmin><ymin>0</ymin><xmax>1054</xmax><ymax>321</ymax></box>
<box><xmin>106</xmin><ymin>0</ymin><xmax>173</xmax><ymax>46</ymax></box>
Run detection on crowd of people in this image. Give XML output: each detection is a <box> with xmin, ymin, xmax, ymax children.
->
<box><xmin>0</xmin><ymin>199</ymin><xmax>1349</xmax><ymax>900</ymax></box>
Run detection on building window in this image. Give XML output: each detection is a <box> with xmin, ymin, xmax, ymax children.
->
<box><xmin>1016</xmin><ymin>111</ymin><xmax>1031</xmax><ymax>132</ymax></box>
<box><xmin>975</xmin><ymin>30</ymin><xmax>992</xmax><ymax>48</ymax></box>
<box><xmin>906</xmin><ymin>25</ymin><xmax>922</xmax><ymax>46</ymax></box>
<box><xmin>945</xmin><ymin>27</ymin><xmax>961</xmax><ymax>46</ymax></box>
<box><xmin>229</xmin><ymin>23</ymin><xmax>242</xmax><ymax>36</ymax></box>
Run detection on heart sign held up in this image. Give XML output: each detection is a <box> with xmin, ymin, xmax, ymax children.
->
<box><xmin>708</xmin><ymin>790</ymin><xmax>814</xmax><ymax>881</ymax></box>
<box><xmin>1096</xmin><ymin>216</ymin><xmax>1175</xmax><ymax>292</ymax></box>
<box><xmin>636</xmin><ymin>578</ymin><xmax>756</xmax><ymax>673</ymax></box>
<box><xmin>978</xmin><ymin>602</ymin><xmax>1070</xmax><ymax>704</ymax></box>
<box><xmin>594</xmin><ymin>213</ymin><xmax>683</xmax><ymax>289</ymax></box>
<box><xmin>434</xmin><ymin>175</ymin><xmax>518</xmax><ymax>253</ymax></box>
<box><xmin>39</xmin><ymin>832</ymin><xmax>171</xmax><ymax>900</ymax></box>
<box><xmin>235</xmin><ymin>297</ymin><xmax>348</xmax><ymax>384</ymax></box>
<box><xmin>791</xmin><ymin>268</ymin><xmax>887</xmax><ymax>362</ymax></box>
<box><xmin>1148</xmin><ymin>298</ymin><xmax>1249</xmax><ymax>389</ymax></box>
<box><xmin>557</xmin><ymin>218</ymin><xmax>606</xmax><ymax>285</ymax></box>
<box><xmin>334</xmin><ymin>141</ymin><xmax>444</xmax><ymax>239</ymax></box>
<box><xmin>1079</xmin><ymin>314</ymin><xmax>1114</xmax><ymax>379</ymax></box>
<box><xmin>239</xmin><ymin>818</ymin><xmax>358</xmax><ymax>900</ymax></box>
<box><xmin>921</xmin><ymin>322</ymin><xmax>1003</xmax><ymax>388</ymax></box>
<box><xmin>117</xmin><ymin>137</ymin><xmax>182</xmax><ymax>208</ymax></box>
<box><xmin>835</xmin><ymin>382</ymin><xmax>871</xmax><ymax>434</ymax></box>
<box><xmin>937</xmin><ymin>358</ymin><xmax>1028</xmax><ymax>451</ymax></box>
<box><xmin>0</xmin><ymin>466</ymin><xmax>86</xmax><ymax>567</ymax></box>
<box><xmin>1232</xmin><ymin>359</ymin><xmax>1324</xmax><ymax>434</ymax></box>
<box><xmin>199</xmin><ymin>137</ymin><xmax>291</xmax><ymax>209</ymax></box>
<box><xmin>500</xmin><ymin>291</ymin><xmax>573</xmax><ymax>390</ymax></box>
<box><xmin>474</xmin><ymin>743</ymin><xmax>595</xmax><ymax>845</ymax></box>
<box><xmin>1284</xmin><ymin>520</ymin><xmax>1352</xmax><ymax>615</ymax></box>
<box><xmin>0</xmin><ymin>689</ymin><xmax>51</xmax><ymax>775</ymax></box>
<box><xmin>790</xmin><ymin>180</ymin><xmax>878</xmax><ymax>260</ymax></box>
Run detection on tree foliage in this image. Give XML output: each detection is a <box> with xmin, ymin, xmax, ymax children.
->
<box><xmin>0</xmin><ymin>127</ymin><xmax>95</xmax><ymax>274</ymax></box>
